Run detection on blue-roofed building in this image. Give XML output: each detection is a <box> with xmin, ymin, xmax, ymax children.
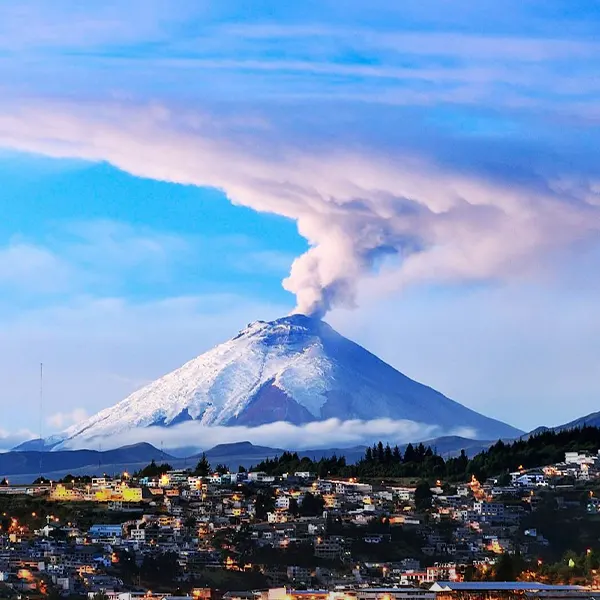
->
<box><xmin>88</xmin><ymin>524</ymin><xmax>123</xmax><ymax>542</ymax></box>
<box><xmin>430</xmin><ymin>582</ymin><xmax>593</xmax><ymax>600</ymax></box>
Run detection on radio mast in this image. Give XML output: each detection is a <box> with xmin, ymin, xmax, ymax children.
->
<box><xmin>39</xmin><ymin>363</ymin><xmax>43</xmax><ymax>476</ymax></box>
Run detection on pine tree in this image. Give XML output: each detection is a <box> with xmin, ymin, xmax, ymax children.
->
<box><xmin>414</xmin><ymin>480</ymin><xmax>433</xmax><ymax>511</ymax></box>
<box><xmin>384</xmin><ymin>444</ymin><xmax>393</xmax><ymax>464</ymax></box>
<box><xmin>377</xmin><ymin>441</ymin><xmax>385</xmax><ymax>463</ymax></box>
<box><xmin>194</xmin><ymin>453</ymin><xmax>211</xmax><ymax>476</ymax></box>
<box><xmin>494</xmin><ymin>553</ymin><xmax>516</xmax><ymax>581</ymax></box>
<box><xmin>404</xmin><ymin>443</ymin><xmax>416</xmax><ymax>463</ymax></box>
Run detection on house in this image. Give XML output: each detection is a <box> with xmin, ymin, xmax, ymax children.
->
<box><xmin>514</xmin><ymin>473</ymin><xmax>547</xmax><ymax>487</ymax></box>
<box><xmin>392</xmin><ymin>487</ymin><xmax>416</xmax><ymax>502</ymax></box>
<box><xmin>247</xmin><ymin>472</ymin><xmax>270</xmax><ymax>483</ymax></box>
<box><xmin>276</xmin><ymin>496</ymin><xmax>291</xmax><ymax>510</ymax></box>
<box><xmin>314</xmin><ymin>536</ymin><xmax>344</xmax><ymax>560</ymax></box>
<box><xmin>287</xmin><ymin>565</ymin><xmax>312</xmax><ymax>581</ymax></box>
<box><xmin>565</xmin><ymin>451</ymin><xmax>598</xmax><ymax>465</ymax></box>
<box><xmin>473</xmin><ymin>502</ymin><xmax>505</xmax><ymax>521</ymax></box>
<box><xmin>88</xmin><ymin>524</ymin><xmax>122</xmax><ymax>542</ymax></box>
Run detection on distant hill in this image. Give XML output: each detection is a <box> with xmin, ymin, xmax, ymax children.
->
<box><xmin>203</xmin><ymin>441</ymin><xmax>284</xmax><ymax>467</ymax></box>
<box><xmin>0</xmin><ymin>435</ymin><xmax>522</xmax><ymax>484</ymax></box>
<box><xmin>554</xmin><ymin>412</ymin><xmax>600</xmax><ymax>432</ymax></box>
<box><xmin>0</xmin><ymin>443</ymin><xmax>174</xmax><ymax>483</ymax></box>
<box><xmin>201</xmin><ymin>441</ymin><xmax>284</xmax><ymax>458</ymax></box>
<box><xmin>0</xmin><ymin>441</ymin><xmax>370</xmax><ymax>483</ymax></box>
<box><xmin>12</xmin><ymin>438</ymin><xmax>60</xmax><ymax>452</ymax></box>
<box><xmin>524</xmin><ymin>412</ymin><xmax>600</xmax><ymax>438</ymax></box>
<box><xmin>203</xmin><ymin>442</ymin><xmax>369</xmax><ymax>469</ymax></box>
<box><xmin>294</xmin><ymin>446</ymin><xmax>368</xmax><ymax>464</ymax></box>
<box><xmin>401</xmin><ymin>435</ymin><xmax>497</xmax><ymax>458</ymax></box>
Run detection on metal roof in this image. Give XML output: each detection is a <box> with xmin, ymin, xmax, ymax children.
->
<box><xmin>358</xmin><ymin>589</ymin><xmax>425</xmax><ymax>592</ymax></box>
<box><xmin>430</xmin><ymin>583</ymin><xmax>585</xmax><ymax>592</ymax></box>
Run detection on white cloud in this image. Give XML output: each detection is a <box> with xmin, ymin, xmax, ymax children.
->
<box><xmin>47</xmin><ymin>408</ymin><xmax>89</xmax><ymax>430</ymax></box>
<box><xmin>0</xmin><ymin>242</ymin><xmax>70</xmax><ymax>292</ymax></box>
<box><xmin>0</xmin><ymin>219</ymin><xmax>197</xmax><ymax>297</ymax></box>
<box><xmin>0</xmin><ymin>219</ymin><xmax>297</xmax><ymax>300</ymax></box>
<box><xmin>0</xmin><ymin>428</ymin><xmax>37</xmax><ymax>453</ymax></box>
<box><xmin>0</xmin><ymin>2</ymin><xmax>189</xmax><ymax>50</ymax></box>
<box><xmin>3</xmin><ymin>5</ymin><xmax>599</xmax><ymax>111</ymax></box>
<box><xmin>57</xmin><ymin>418</ymin><xmax>475</xmax><ymax>452</ymax></box>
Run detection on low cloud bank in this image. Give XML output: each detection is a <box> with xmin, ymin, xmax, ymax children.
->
<box><xmin>55</xmin><ymin>418</ymin><xmax>479</xmax><ymax>453</ymax></box>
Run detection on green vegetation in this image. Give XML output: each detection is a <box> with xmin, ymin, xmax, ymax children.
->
<box><xmin>0</xmin><ymin>493</ymin><xmax>146</xmax><ymax>535</ymax></box>
<box><xmin>519</xmin><ymin>489</ymin><xmax>600</xmax><ymax>561</ymax></box>
<box><xmin>464</xmin><ymin>549</ymin><xmax>600</xmax><ymax>585</ymax></box>
<box><xmin>299</xmin><ymin>491</ymin><xmax>325</xmax><ymax>516</ymax></box>
<box><xmin>254</xmin><ymin>489</ymin><xmax>275</xmax><ymax>520</ymax></box>
<box><xmin>114</xmin><ymin>546</ymin><xmax>268</xmax><ymax>592</ymax></box>
<box><xmin>414</xmin><ymin>481</ymin><xmax>433</xmax><ymax>511</ymax></box>
<box><xmin>531</xmin><ymin>549</ymin><xmax>600</xmax><ymax>584</ymax></box>
<box><xmin>135</xmin><ymin>459</ymin><xmax>172</xmax><ymax>478</ymax></box>
<box><xmin>252</xmin><ymin>452</ymin><xmax>348</xmax><ymax>478</ymax></box>
<box><xmin>194</xmin><ymin>453</ymin><xmax>211</xmax><ymax>476</ymax></box>
<box><xmin>250</xmin><ymin>426</ymin><xmax>600</xmax><ymax>482</ymax></box>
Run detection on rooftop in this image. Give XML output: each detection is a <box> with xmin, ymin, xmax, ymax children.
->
<box><xmin>430</xmin><ymin>583</ymin><xmax>584</xmax><ymax>592</ymax></box>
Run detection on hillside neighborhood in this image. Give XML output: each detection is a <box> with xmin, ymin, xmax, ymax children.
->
<box><xmin>1</xmin><ymin>439</ymin><xmax>600</xmax><ymax>600</ymax></box>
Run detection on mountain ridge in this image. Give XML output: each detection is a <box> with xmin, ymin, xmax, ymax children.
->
<box><xmin>524</xmin><ymin>411</ymin><xmax>600</xmax><ymax>438</ymax></box>
<box><xmin>0</xmin><ymin>438</ymin><xmax>495</xmax><ymax>484</ymax></box>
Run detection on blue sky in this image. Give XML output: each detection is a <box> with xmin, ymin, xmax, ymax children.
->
<box><xmin>0</xmin><ymin>1</ymin><xmax>599</xmax><ymax>446</ymax></box>
<box><xmin>0</xmin><ymin>154</ymin><xmax>304</xmax><ymax>305</ymax></box>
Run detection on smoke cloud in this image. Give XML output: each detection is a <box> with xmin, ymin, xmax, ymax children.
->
<box><xmin>0</xmin><ymin>100</ymin><xmax>599</xmax><ymax>317</ymax></box>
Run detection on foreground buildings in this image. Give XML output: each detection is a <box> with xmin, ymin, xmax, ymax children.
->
<box><xmin>0</xmin><ymin>448</ymin><xmax>599</xmax><ymax>598</ymax></box>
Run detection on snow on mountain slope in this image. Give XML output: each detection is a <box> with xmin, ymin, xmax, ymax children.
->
<box><xmin>56</xmin><ymin>314</ymin><xmax>522</xmax><ymax>447</ymax></box>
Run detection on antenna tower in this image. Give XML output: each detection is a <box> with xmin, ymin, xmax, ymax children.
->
<box><xmin>39</xmin><ymin>363</ymin><xmax>43</xmax><ymax>476</ymax></box>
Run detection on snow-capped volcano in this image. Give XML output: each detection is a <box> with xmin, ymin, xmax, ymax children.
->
<box><xmin>56</xmin><ymin>314</ymin><xmax>521</xmax><ymax>447</ymax></box>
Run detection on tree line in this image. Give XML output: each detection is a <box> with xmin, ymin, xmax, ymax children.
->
<box><xmin>132</xmin><ymin>426</ymin><xmax>600</xmax><ymax>483</ymax></box>
<box><xmin>251</xmin><ymin>426</ymin><xmax>600</xmax><ymax>482</ymax></box>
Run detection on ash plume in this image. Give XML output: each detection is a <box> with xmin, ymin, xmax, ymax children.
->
<box><xmin>0</xmin><ymin>100</ymin><xmax>599</xmax><ymax>317</ymax></box>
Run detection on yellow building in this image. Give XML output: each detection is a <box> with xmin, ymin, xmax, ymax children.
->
<box><xmin>50</xmin><ymin>484</ymin><xmax>82</xmax><ymax>501</ymax></box>
<box><xmin>122</xmin><ymin>486</ymin><xmax>143</xmax><ymax>502</ymax></box>
<box><xmin>50</xmin><ymin>482</ymin><xmax>144</xmax><ymax>503</ymax></box>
